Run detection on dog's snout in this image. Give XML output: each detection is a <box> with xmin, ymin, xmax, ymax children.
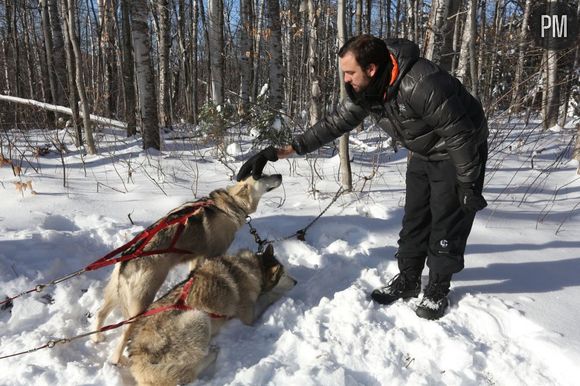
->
<box><xmin>279</xmin><ymin>272</ymin><xmax>297</xmax><ymax>290</ymax></box>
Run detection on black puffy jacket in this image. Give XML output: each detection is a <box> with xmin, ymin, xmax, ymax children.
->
<box><xmin>291</xmin><ymin>38</ymin><xmax>489</xmax><ymax>184</ymax></box>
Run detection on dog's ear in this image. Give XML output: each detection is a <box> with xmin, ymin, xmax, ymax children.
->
<box><xmin>264</xmin><ymin>244</ymin><xmax>274</xmax><ymax>257</ymax></box>
<box><xmin>260</xmin><ymin>244</ymin><xmax>278</xmax><ymax>268</ymax></box>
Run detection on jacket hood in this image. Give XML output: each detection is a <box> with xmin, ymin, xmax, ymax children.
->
<box><xmin>384</xmin><ymin>38</ymin><xmax>420</xmax><ymax>99</ymax></box>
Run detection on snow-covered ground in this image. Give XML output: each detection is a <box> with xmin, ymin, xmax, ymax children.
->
<box><xmin>0</xmin><ymin>120</ymin><xmax>579</xmax><ymax>385</ymax></box>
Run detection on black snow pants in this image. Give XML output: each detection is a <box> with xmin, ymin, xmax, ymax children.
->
<box><xmin>396</xmin><ymin>142</ymin><xmax>488</xmax><ymax>277</ymax></box>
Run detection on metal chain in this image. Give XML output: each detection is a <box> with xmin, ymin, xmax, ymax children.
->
<box><xmin>246</xmin><ymin>215</ymin><xmax>268</xmax><ymax>253</ymax></box>
<box><xmin>246</xmin><ymin>186</ymin><xmax>345</xmax><ymax>249</ymax></box>
<box><xmin>0</xmin><ymin>269</ymin><xmax>86</xmax><ymax>307</ymax></box>
<box><xmin>0</xmin><ymin>337</ymin><xmax>73</xmax><ymax>360</ymax></box>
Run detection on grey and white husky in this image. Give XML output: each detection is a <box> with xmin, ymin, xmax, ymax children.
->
<box><xmin>127</xmin><ymin>245</ymin><xmax>297</xmax><ymax>386</ymax></box>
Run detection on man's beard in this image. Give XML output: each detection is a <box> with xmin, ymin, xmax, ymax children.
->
<box><xmin>346</xmin><ymin>64</ymin><xmax>390</xmax><ymax>107</ymax></box>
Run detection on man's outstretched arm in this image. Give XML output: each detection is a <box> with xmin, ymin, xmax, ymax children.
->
<box><xmin>236</xmin><ymin>97</ymin><xmax>368</xmax><ymax>180</ymax></box>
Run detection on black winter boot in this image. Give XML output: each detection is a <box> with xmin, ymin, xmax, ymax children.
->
<box><xmin>415</xmin><ymin>273</ymin><xmax>452</xmax><ymax>320</ymax></box>
<box><xmin>371</xmin><ymin>271</ymin><xmax>421</xmax><ymax>305</ymax></box>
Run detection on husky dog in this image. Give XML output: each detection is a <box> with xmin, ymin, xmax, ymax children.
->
<box><xmin>127</xmin><ymin>245</ymin><xmax>297</xmax><ymax>386</ymax></box>
<box><xmin>92</xmin><ymin>175</ymin><xmax>282</xmax><ymax>364</ymax></box>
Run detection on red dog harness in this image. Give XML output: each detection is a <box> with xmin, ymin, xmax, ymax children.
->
<box><xmin>85</xmin><ymin>199</ymin><xmax>215</xmax><ymax>271</ymax></box>
<box><xmin>97</xmin><ymin>274</ymin><xmax>227</xmax><ymax>335</ymax></box>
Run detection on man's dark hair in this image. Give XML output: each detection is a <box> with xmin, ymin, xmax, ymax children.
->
<box><xmin>338</xmin><ymin>34</ymin><xmax>390</xmax><ymax>71</ymax></box>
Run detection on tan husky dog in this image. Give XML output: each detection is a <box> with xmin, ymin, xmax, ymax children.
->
<box><xmin>92</xmin><ymin>175</ymin><xmax>282</xmax><ymax>364</ymax></box>
<box><xmin>127</xmin><ymin>245</ymin><xmax>297</xmax><ymax>386</ymax></box>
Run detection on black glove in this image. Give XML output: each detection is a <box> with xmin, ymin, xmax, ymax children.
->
<box><xmin>458</xmin><ymin>183</ymin><xmax>487</xmax><ymax>213</ymax></box>
<box><xmin>236</xmin><ymin>146</ymin><xmax>278</xmax><ymax>181</ymax></box>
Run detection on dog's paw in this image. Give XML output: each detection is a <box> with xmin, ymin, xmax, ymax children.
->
<box><xmin>91</xmin><ymin>333</ymin><xmax>105</xmax><ymax>344</ymax></box>
<box><xmin>110</xmin><ymin>355</ymin><xmax>130</xmax><ymax>367</ymax></box>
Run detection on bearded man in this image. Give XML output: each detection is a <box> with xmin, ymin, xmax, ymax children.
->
<box><xmin>237</xmin><ymin>34</ymin><xmax>489</xmax><ymax>320</ymax></box>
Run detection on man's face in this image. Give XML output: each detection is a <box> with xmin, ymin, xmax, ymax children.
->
<box><xmin>339</xmin><ymin>51</ymin><xmax>377</xmax><ymax>93</ymax></box>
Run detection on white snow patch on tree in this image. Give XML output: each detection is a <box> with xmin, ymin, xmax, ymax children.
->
<box><xmin>250</xmin><ymin>127</ymin><xmax>260</xmax><ymax>137</ymax></box>
<box><xmin>258</xmin><ymin>83</ymin><xmax>269</xmax><ymax>98</ymax></box>
<box><xmin>271</xmin><ymin>117</ymin><xmax>282</xmax><ymax>131</ymax></box>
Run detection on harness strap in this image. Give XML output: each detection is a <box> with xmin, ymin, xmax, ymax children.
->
<box><xmin>97</xmin><ymin>274</ymin><xmax>226</xmax><ymax>336</ymax></box>
<box><xmin>85</xmin><ymin>200</ymin><xmax>214</xmax><ymax>271</ymax></box>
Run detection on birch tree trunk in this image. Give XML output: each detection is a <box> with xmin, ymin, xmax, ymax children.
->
<box><xmin>252</xmin><ymin>0</ymin><xmax>266</xmax><ymax>102</ymax></box>
<box><xmin>544</xmin><ymin>52</ymin><xmax>560</xmax><ymax>129</ymax></box>
<box><xmin>476</xmin><ymin>0</ymin><xmax>486</xmax><ymax>94</ymax></box>
<box><xmin>208</xmin><ymin>0</ymin><xmax>224</xmax><ymax>106</ymax></box>
<box><xmin>65</xmin><ymin>0</ymin><xmax>96</xmax><ymax>154</ymax></box>
<box><xmin>450</xmin><ymin>2</ymin><xmax>462</xmax><ymax>74</ymax></box>
<box><xmin>424</xmin><ymin>0</ymin><xmax>449</xmax><ymax>62</ymax></box>
<box><xmin>307</xmin><ymin>0</ymin><xmax>321</xmax><ymax>126</ymax></box>
<box><xmin>30</xmin><ymin>9</ymin><xmax>52</xmax><ymax>109</ymax></box>
<box><xmin>355</xmin><ymin>0</ymin><xmax>362</xmax><ymax>35</ymax></box>
<box><xmin>130</xmin><ymin>0</ymin><xmax>160</xmax><ymax>150</ymax></box>
<box><xmin>560</xmin><ymin>2</ymin><xmax>580</xmax><ymax>128</ymax></box>
<box><xmin>48</xmin><ymin>0</ymin><xmax>67</xmax><ymax>103</ymax></box>
<box><xmin>544</xmin><ymin>1</ymin><xmax>561</xmax><ymax>130</ymax></box>
<box><xmin>438</xmin><ymin>0</ymin><xmax>460</xmax><ymax>72</ymax></box>
<box><xmin>120</xmin><ymin>0</ymin><xmax>136</xmax><ymax>136</ymax></box>
<box><xmin>394</xmin><ymin>0</ymin><xmax>401</xmax><ymax>37</ymax></box>
<box><xmin>99</xmin><ymin>0</ymin><xmax>117</xmax><ymax>117</ymax></box>
<box><xmin>510</xmin><ymin>0</ymin><xmax>532</xmax><ymax>113</ymax></box>
<box><xmin>1</xmin><ymin>33</ymin><xmax>11</xmax><ymax>96</ymax></box>
<box><xmin>198</xmin><ymin>0</ymin><xmax>211</xmax><ymax>103</ymax></box>
<box><xmin>239</xmin><ymin>0</ymin><xmax>253</xmax><ymax>115</ymax></box>
<box><xmin>158</xmin><ymin>0</ymin><xmax>171</xmax><ymax>127</ymax></box>
<box><xmin>21</xmin><ymin>3</ymin><xmax>37</xmax><ymax>99</ymax></box>
<box><xmin>60</xmin><ymin>0</ymin><xmax>81</xmax><ymax>145</ymax></box>
<box><xmin>483</xmin><ymin>0</ymin><xmax>503</xmax><ymax>111</ymax></box>
<box><xmin>7</xmin><ymin>1</ymin><xmax>20</xmax><ymax>98</ymax></box>
<box><xmin>456</xmin><ymin>0</ymin><xmax>476</xmax><ymax>95</ymax></box>
<box><xmin>365</xmin><ymin>0</ymin><xmax>371</xmax><ymax>34</ymax></box>
<box><xmin>385</xmin><ymin>0</ymin><xmax>392</xmax><ymax>37</ymax></box>
<box><xmin>190</xmin><ymin>0</ymin><xmax>199</xmax><ymax>123</ymax></box>
<box><xmin>337</xmin><ymin>0</ymin><xmax>352</xmax><ymax>191</ymax></box>
<box><xmin>40</xmin><ymin>0</ymin><xmax>58</xmax><ymax>109</ymax></box>
<box><xmin>267</xmin><ymin>0</ymin><xmax>283</xmax><ymax>111</ymax></box>
<box><xmin>405</xmin><ymin>0</ymin><xmax>417</xmax><ymax>42</ymax></box>
<box><xmin>468</xmin><ymin>3</ymin><xmax>478</xmax><ymax>98</ymax></box>
<box><xmin>353</xmin><ymin>0</ymin><xmax>364</xmax><ymax>136</ymax></box>
<box><xmin>176</xmin><ymin>0</ymin><xmax>188</xmax><ymax>119</ymax></box>
<box><xmin>283</xmin><ymin>1</ymin><xmax>296</xmax><ymax>117</ymax></box>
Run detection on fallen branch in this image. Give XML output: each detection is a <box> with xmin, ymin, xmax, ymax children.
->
<box><xmin>0</xmin><ymin>94</ymin><xmax>127</xmax><ymax>129</ymax></box>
